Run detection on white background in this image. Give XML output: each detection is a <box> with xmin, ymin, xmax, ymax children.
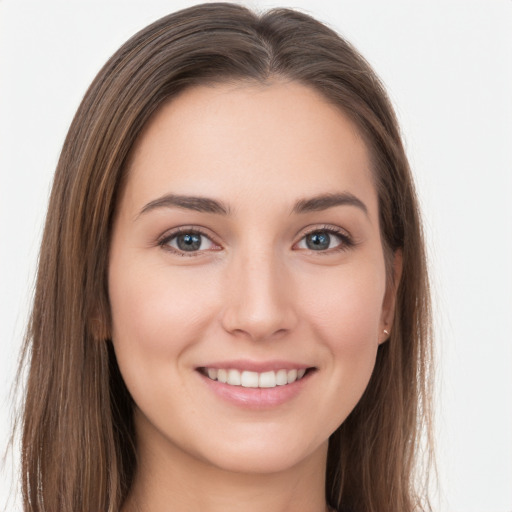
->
<box><xmin>1</xmin><ymin>1</ymin><xmax>511</xmax><ymax>511</ymax></box>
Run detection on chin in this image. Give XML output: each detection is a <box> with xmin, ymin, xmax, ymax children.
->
<box><xmin>197</xmin><ymin>437</ymin><xmax>328</xmax><ymax>475</ymax></box>
<box><xmin>176</xmin><ymin>418</ymin><xmax>332</xmax><ymax>476</ymax></box>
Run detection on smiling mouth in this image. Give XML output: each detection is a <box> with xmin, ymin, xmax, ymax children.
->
<box><xmin>198</xmin><ymin>367</ymin><xmax>313</xmax><ymax>388</ymax></box>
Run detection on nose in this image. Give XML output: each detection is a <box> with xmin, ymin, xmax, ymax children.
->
<box><xmin>220</xmin><ymin>248</ymin><xmax>298</xmax><ymax>342</ymax></box>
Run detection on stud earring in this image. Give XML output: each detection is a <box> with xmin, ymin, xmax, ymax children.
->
<box><xmin>383</xmin><ymin>329</ymin><xmax>389</xmax><ymax>336</ymax></box>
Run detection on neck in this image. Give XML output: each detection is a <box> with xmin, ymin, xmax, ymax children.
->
<box><xmin>123</xmin><ymin>412</ymin><xmax>329</xmax><ymax>512</ymax></box>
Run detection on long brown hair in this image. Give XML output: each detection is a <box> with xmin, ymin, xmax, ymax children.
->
<box><xmin>18</xmin><ymin>3</ymin><xmax>434</xmax><ymax>511</ymax></box>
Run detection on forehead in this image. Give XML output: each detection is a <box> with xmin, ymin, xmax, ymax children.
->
<box><xmin>123</xmin><ymin>80</ymin><xmax>377</xmax><ymax>216</ymax></box>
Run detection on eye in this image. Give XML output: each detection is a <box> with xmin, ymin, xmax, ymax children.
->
<box><xmin>295</xmin><ymin>227</ymin><xmax>352</xmax><ymax>252</ymax></box>
<box><xmin>159</xmin><ymin>228</ymin><xmax>219</xmax><ymax>255</ymax></box>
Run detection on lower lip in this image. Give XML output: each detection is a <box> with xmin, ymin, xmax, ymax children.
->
<box><xmin>198</xmin><ymin>371</ymin><xmax>313</xmax><ymax>409</ymax></box>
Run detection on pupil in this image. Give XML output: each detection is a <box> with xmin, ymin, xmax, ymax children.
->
<box><xmin>177</xmin><ymin>233</ymin><xmax>201</xmax><ymax>251</ymax></box>
<box><xmin>306</xmin><ymin>232</ymin><xmax>330</xmax><ymax>250</ymax></box>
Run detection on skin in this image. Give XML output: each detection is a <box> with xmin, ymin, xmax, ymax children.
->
<box><xmin>109</xmin><ymin>81</ymin><xmax>399</xmax><ymax>512</ymax></box>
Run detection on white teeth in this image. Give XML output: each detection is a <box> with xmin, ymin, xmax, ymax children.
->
<box><xmin>241</xmin><ymin>371</ymin><xmax>259</xmax><ymax>388</ymax></box>
<box><xmin>204</xmin><ymin>367</ymin><xmax>309</xmax><ymax>388</ymax></box>
<box><xmin>227</xmin><ymin>369</ymin><xmax>241</xmax><ymax>386</ymax></box>
<box><xmin>287</xmin><ymin>369</ymin><xmax>297</xmax><ymax>384</ymax></box>
<box><xmin>276</xmin><ymin>369</ymin><xmax>288</xmax><ymax>386</ymax></box>
<box><xmin>259</xmin><ymin>371</ymin><xmax>276</xmax><ymax>388</ymax></box>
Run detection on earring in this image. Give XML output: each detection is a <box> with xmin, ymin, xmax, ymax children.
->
<box><xmin>383</xmin><ymin>329</ymin><xmax>389</xmax><ymax>336</ymax></box>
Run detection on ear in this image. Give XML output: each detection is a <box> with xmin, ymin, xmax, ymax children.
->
<box><xmin>379</xmin><ymin>249</ymin><xmax>403</xmax><ymax>344</ymax></box>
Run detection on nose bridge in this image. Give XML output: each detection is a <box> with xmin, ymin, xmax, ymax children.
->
<box><xmin>221</xmin><ymin>240</ymin><xmax>297</xmax><ymax>341</ymax></box>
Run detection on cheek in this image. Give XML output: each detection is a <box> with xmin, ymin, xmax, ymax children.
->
<box><xmin>108</xmin><ymin>260</ymin><xmax>219</xmax><ymax>381</ymax></box>
<box><xmin>296</xmin><ymin>258</ymin><xmax>386</xmax><ymax>395</ymax></box>
<box><xmin>108</xmin><ymin>262</ymin><xmax>226</xmax><ymax>432</ymax></box>
<box><xmin>301</xmin><ymin>265</ymin><xmax>385</xmax><ymax>344</ymax></box>
<box><xmin>287</xmin><ymin>259</ymin><xmax>387</xmax><ymax>434</ymax></box>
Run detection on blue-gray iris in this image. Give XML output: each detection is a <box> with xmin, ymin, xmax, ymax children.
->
<box><xmin>306</xmin><ymin>232</ymin><xmax>330</xmax><ymax>250</ymax></box>
<box><xmin>177</xmin><ymin>233</ymin><xmax>202</xmax><ymax>251</ymax></box>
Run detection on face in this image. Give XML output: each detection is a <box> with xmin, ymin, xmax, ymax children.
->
<box><xmin>108</xmin><ymin>81</ymin><xmax>396</xmax><ymax>476</ymax></box>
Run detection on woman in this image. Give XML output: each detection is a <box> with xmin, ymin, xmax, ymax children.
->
<box><xmin>18</xmin><ymin>3</ymin><xmax>433</xmax><ymax>511</ymax></box>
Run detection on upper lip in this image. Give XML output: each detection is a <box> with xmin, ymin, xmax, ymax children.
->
<box><xmin>196</xmin><ymin>359</ymin><xmax>314</xmax><ymax>372</ymax></box>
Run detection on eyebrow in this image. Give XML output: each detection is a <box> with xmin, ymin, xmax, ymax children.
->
<box><xmin>292</xmin><ymin>192</ymin><xmax>368</xmax><ymax>216</ymax></box>
<box><xmin>138</xmin><ymin>191</ymin><xmax>368</xmax><ymax>218</ymax></box>
<box><xmin>139</xmin><ymin>194</ymin><xmax>231</xmax><ymax>217</ymax></box>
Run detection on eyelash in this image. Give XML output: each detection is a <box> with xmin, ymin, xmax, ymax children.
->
<box><xmin>157</xmin><ymin>224</ymin><xmax>354</xmax><ymax>257</ymax></box>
